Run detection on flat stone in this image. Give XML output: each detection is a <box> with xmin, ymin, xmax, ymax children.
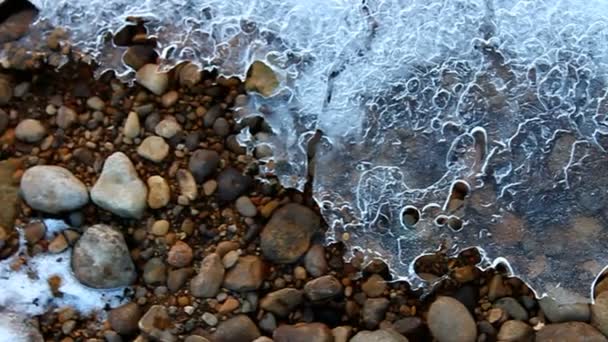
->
<box><xmin>161</xmin><ymin>90</ymin><xmax>179</xmax><ymax>108</ymax></box>
<box><xmin>190</xmin><ymin>253</ymin><xmax>224</xmax><ymax>298</ymax></box>
<box><xmin>91</xmin><ymin>152</ymin><xmax>147</xmax><ymax>219</ymax></box>
<box><xmin>362</xmin><ymin>298</ymin><xmax>390</xmax><ymax>329</ymax></box>
<box><xmin>235</xmin><ymin>196</ymin><xmax>257</xmax><ymax>217</ymax></box>
<box><xmin>136</xmin><ymin>64</ymin><xmax>168</xmax><ymax>95</ymax></box>
<box><xmin>223</xmin><ymin>255</ymin><xmax>265</xmax><ymax>292</ymax></box>
<box><xmin>260</xmin><ymin>288</ymin><xmax>304</xmax><ymax>317</ymax></box>
<box><xmin>304</xmin><ymin>275</ymin><xmax>343</xmax><ymax>301</ymax></box>
<box><xmin>188</xmin><ymin>149</ymin><xmax>219</xmax><ymax>183</ymax></box>
<box><xmin>536</xmin><ymin>322</ymin><xmax>607</xmax><ymax>342</ymax></box>
<box><xmin>216</xmin><ymin>167</ymin><xmax>252</xmax><ymax>202</ymax></box>
<box><xmin>496</xmin><ymin>320</ymin><xmax>533</xmax><ymax>342</ymax></box>
<box><xmin>137</xmin><ymin>136</ymin><xmax>169</xmax><ymax>162</ymax></box>
<box><xmin>15</xmin><ymin>119</ymin><xmax>46</xmax><ymax>143</ymax></box>
<box><xmin>261</xmin><ymin>203</ymin><xmax>321</xmax><ymax>264</ymax></box>
<box><xmin>427</xmin><ymin>296</ymin><xmax>477</xmax><ymax>342</ymax></box>
<box><xmin>147</xmin><ymin>175</ymin><xmax>171</xmax><ymax>209</ymax></box>
<box><xmin>108</xmin><ymin>302</ymin><xmax>142</xmax><ymax>335</ymax></box>
<box><xmin>350</xmin><ymin>330</ymin><xmax>409</xmax><ymax>342</ymax></box>
<box><xmin>71</xmin><ymin>224</ymin><xmax>136</xmax><ymax>288</ymax></box>
<box><xmin>124</xmin><ymin>111</ymin><xmax>141</xmax><ymax>139</ymax></box>
<box><xmin>212</xmin><ymin>315</ymin><xmax>261</xmax><ymax>342</ymax></box>
<box><xmin>539</xmin><ymin>297</ymin><xmax>590</xmax><ymax>323</ymax></box>
<box><xmin>20</xmin><ymin>165</ymin><xmax>88</xmax><ymax>214</ymax></box>
<box><xmin>273</xmin><ymin>323</ymin><xmax>333</xmax><ymax>342</ymax></box>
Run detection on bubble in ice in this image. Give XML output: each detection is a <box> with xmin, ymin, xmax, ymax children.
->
<box><xmin>9</xmin><ymin>0</ymin><xmax>608</xmax><ymax>303</ymax></box>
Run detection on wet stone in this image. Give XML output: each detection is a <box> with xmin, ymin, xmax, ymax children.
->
<box><xmin>188</xmin><ymin>149</ymin><xmax>219</xmax><ymax>183</ymax></box>
<box><xmin>223</xmin><ymin>255</ymin><xmax>265</xmax><ymax>292</ymax></box>
<box><xmin>305</xmin><ymin>244</ymin><xmax>328</xmax><ymax>277</ymax></box>
<box><xmin>155</xmin><ymin>119</ymin><xmax>182</xmax><ymax>139</ymax></box>
<box><xmin>86</xmin><ymin>96</ymin><xmax>105</xmax><ymax>111</ymax></box>
<box><xmin>427</xmin><ymin>296</ymin><xmax>477</xmax><ymax>342</ymax></box>
<box><xmin>136</xmin><ymin>64</ymin><xmax>168</xmax><ymax>95</ymax></box>
<box><xmin>124</xmin><ymin>45</ymin><xmax>159</xmax><ymax>71</ymax></box>
<box><xmin>260</xmin><ymin>288</ymin><xmax>304</xmax><ymax>317</ymax></box>
<box><xmin>496</xmin><ymin>320</ymin><xmax>533</xmax><ymax>342</ymax></box>
<box><xmin>235</xmin><ymin>196</ymin><xmax>257</xmax><ymax>217</ymax></box>
<box><xmin>178</xmin><ymin>63</ymin><xmax>202</xmax><ymax>87</ymax></box>
<box><xmin>536</xmin><ymin>322</ymin><xmax>607</xmax><ymax>342</ymax></box>
<box><xmin>71</xmin><ymin>224</ymin><xmax>136</xmax><ymax>288</ymax></box>
<box><xmin>108</xmin><ymin>302</ymin><xmax>142</xmax><ymax>335</ymax></box>
<box><xmin>362</xmin><ymin>298</ymin><xmax>390</xmax><ymax>329</ymax></box>
<box><xmin>304</xmin><ymin>275</ymin><xmax>343</xmax><ymax>301</ymax></box>
<box><xmin>273</xmin><ymin>323</ymin><xmax>334</xmax><ymax>342</ymax></box>
<box><xmin>494</xmin><ymin>297</ymin><xmax>528</xmax><ymax>321</ymax></box>
<box><xmin>212</xmin><ymin>315</ymin><xmax>261</xmax><ymax>342</ymax></box>
<box><xmin>539</xmin><ymin>297</ymin><xmax>590</xmax><ymax>323</ymax></box>
<box><xmin>15</xmin><ymin>119</ymin><xmax>46</xmax><ymax>143</ymax></box>
<box><xmin>216</xmin><ymin>167</ymin><xmax>252</xmax><ymax>202</ymax></box>
<box><xmin>261</xmin><ymin>203</ymin><xmax>321</xmax><ymax>264</ymax></box>
<box><xmin>20</xmin><ymin>165</ymin><xmax>88</xmax><ymax>214</ymax></box>
<box><xmin>362</xmin><ymin>274</ymin><xmax>387</xmax><ymax>298</ymax></box>
<box><xmin>190</xmin><ymin>253</ymin><xmax>224</xmax><ymax>298</ymax></box>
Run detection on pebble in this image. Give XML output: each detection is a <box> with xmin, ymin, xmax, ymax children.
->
<box><xmin>245</xmin><ymin>61</ymin><xmax>279</xmax><ymax>96</ymax></box>
<box><xmin>136</xmin><ymin>64</ymin><xmax>169</xmax><ymax>95</ymax></box>
<box><xmin>137</xmin><ymin>136</ymin><xmax>169</xmax><ymax>162</ymax></box>
<box><xmin>202</xmin><ymin>312</ymin><xmax>218</xmax><ymax>326</ymax></box>
<box><xmin>188</xmin><ymin>149</ymin><xmax>219</xmax><ymax>183</ymax></box>
<box><xmin>185</xmin><ymin>336</ymin><xmax>210</xmax><ymax>342</ymax></box>
<box><xmin>161</xmin><ymin>90</ymin><xmax>179</xmax><ymax>108</ymax></box>
<box><xmin>536</xmin><ymin>322</ymin><xmax>607</xmax><ymax>342</ymax></box>
<box><xmin>20</xmin><ymin>165</ymin><xmax>88</xmax><ymax>214</ymax></box>
<box><xmin>304</xmin><ymin>275</ymin><xmax>343</xmax><ymax>301</ymax></box>
<box><xmin>147</xmin><ymin>175</ymin><xmax>171</xmax><ymax>209</ymax></box>
<box><xmin>592</xmin><ymin>291</ymin><xmax>608</xmax><ymax>336</ymax></box>
<box><xmin>332</xmin><ymin>326</ymin><xmax>352</xmax><ymax>342</ymax></box>
<box><xmin>362</xmin><ymin>298</ymin><xmax>390</xmax><ymax>329</ymax></box>
<box><xmin>212</xmin><ymin>315</ymin><xmax>261</xmax><ymax>342</ymax></box>
<box><xmin>86</xmin><ymin>96</ymin><xmax>105</xmax><ymax>111</ymax></box>
<box><xmin>123</xmin><ymin>111</ymin><xmax>141</xmax><ymax>138</ymax></box>
<box><xmin>155</xmin><ymin>119</ymin><xmax>182</xmax><ymax>139</ymax></box>
<box><xmin>203</xmin><ymin>180</ymin><xmax>218</xmax><ymax>196</ymax></box>
<box><xmin>0</xmin><ymin>77</ymin><xmax>12</xmax><ymax>104</ymax></box>
<box><xmin>167</xmin><ymin>268</ymin><xmax>193</xmax><ymax>292</ymax></box>
<box><xmin>539</xmin><ymin>297</ymin><xmax>590</xmax><ymax>323</ymax></box>
<box><xmin>393</xmin><ymin>317</ymin><xmax>423</xmax><ymax>336</ymax></box>
<box><xmin>91</xmin><ymin>152</ymin><xmax>148</xmax><ymax>218</ymax></box>
<box><xmin>138</xmin><ymin>305</ymin><xmax>175</xmax><ymax>342</ymax></box>
<box><xmin>216</xmin><ymin>167</ymin><xmax>252</xmax><ymax>202</ymax></box>
<box><xmin>71</xmin><ymin>224</ymin><xmax>136</xmax><ymax>288</ymax></box>
<box><xmin>496</xmin><ymin>320</ymin><xmax>533</xmax><ymax>342</ymax></box>
<box><xmin>235</xmin><ymin>196</ymin><xmax>257</xmax><ymax>217</ymax></box>
<box><xmin>259</xmin><ymin>312</ymin><xmax>277</xmax><ymax>333</ymax></box>
<box><xmin>222</xmin><ymin>250</ymin><xmax>239</xmax><ymax>268</ymax></box>
<box><xmin>124</xmin><ymin>45</ymin><xmax>158</xmax><ymax>70</ymax></box>
<box><xmin>48</xmin><ymin>233</ymin><xmax>68</xmax><ymax>253</ymax></box>
<box><xmin>260</xmin><ymin>288</ymin><xmax>304</xmax><ymax>317</ymax></box>
<box><xmin>274</xmin><ymin>323</ymin><xmax>334</xmax><ymax>342</ymax></box>
<box><xmin>143</xmin><ymin>257</ymin><xmax>167</xmax><ymax>285</ymax></box>
<box><xmin>0</xmin><ymin>110</ymin><xmax>8</xmax><ymax>135</ymax></box>
<box><xmin>56</xmin><ymin>106</ymin><xmax>77</xmax><ymax>129</ymax></box>
<box><xmin>488</xmin><ymin>274</ymin><xmax>509</xmax><ymax>301</ymax></box>
<box><xmin>212</xmin><ymin>117</ymin><xmax>230</xmax><ymax>137</ymax></box>
<box><xmin>218</xmin><ymin>297</ymin><xmax>240</xmax><ymax>314</ymax></box>
<box><xmin>15</xmin><ymin>119</ymin><xmax>46</xmax><ymax>143</ymax></box>
<box><xmin>190</xmin><ymin>253</ymin><xmax>225</xmax><ymax>298</ymax></box>
<box><xmin>350</xmin><ymin>330</ymin><xmax>409</xmax><ymax>342</ymax></box>
<box><xmin>261</xmin><ymin>203</ymin><xmax>320</xmax><ymax>264</ymax></box>
<box><xmin>494</xmin><ymin>297</ymin><xmax>528</xmax><ymax>321</ymax></box>
<box><xmin>427</xmin><ymin>296</ymin><xmax>477</xmax><ymax>342</ymax></box>
<box><xmin>151</xmin><ymin>220</ymin><xmax>170</xmax><ymax>236</ymax></box>
<box><xmin>178</xmin><ymin>63</ymin><xmax>202</xmax><ymax>87</ymax></box>
<box><xmin>362</xmin><ymin>274</ymin><xmax>387</xmax><ymax>298</ymax></box>
<box><xmin>24</xmin><ymin>221</ymin><xmax>45</xmax><ymax>245</ymax></box>
<box><xmin>177</xmin><ymin>169</ymin><xmax>198</xmax><ymax>202</ymax></box>
<box><xmin>108</xmin><ymin>302</ymin><xmax>142</xmax><ymax>335</ymax></box>
<box><xmin>167</xmin><ymin>241</ymin><xmax>193</xmax><ymax>267</ymax></box>
<box><xmin>305</xmin><ymin>244</ymin><xmax>328</xmax><ymax>277</ymax></box>
<box><xmin>223</xmin><ymin>255</ymin><xmax>265</xmax><ymax>292</ymax></box>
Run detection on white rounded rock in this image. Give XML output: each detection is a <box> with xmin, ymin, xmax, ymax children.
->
<box><xmin>20</xmin><ymin>165</ymin><xmax>88</xmax><ymax>214</ymax></box>
<box><xmin>137</xmin><ymin>136</ymin><xmax>169</xmax><ymax>162</ymax></box>
<box><xmin>135</xmin><ymin>64</ymin><xmax>169</xmax><ymax>95</ymax></box>
<box><xmin>91</xmin><ymin>152</ymin><xmax>147</xmax><ymax>218</ymax></box>
<box><xmin>15</xmin><ymin>119</ymin><xmax>46</xmax><ymax>143</ymax></box>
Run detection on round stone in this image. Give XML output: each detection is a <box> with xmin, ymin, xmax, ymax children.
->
<box><xmin>15</xmin><ymin>119</ymin><xmax>46</xmax><ymax>143</ymax></box>
<box><xmin>137</xmin><ymin>136</ymin><xmax>169</xmax><ymax>162</ymax></box>
<box><xmin>20</xmin><ymin>166</ymin><xmax>89</xmax><ymax>214</ymax></box>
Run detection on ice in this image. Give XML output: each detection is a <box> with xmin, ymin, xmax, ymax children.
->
<box><xmin>6</xmin><ymin>0</ymin><xmax>608</xmax><ymax>302</ymax></box>
<box><xmin>0</xmin><ymin>220</ymin><xmax>129</xmax><ymax>316</ymax></box>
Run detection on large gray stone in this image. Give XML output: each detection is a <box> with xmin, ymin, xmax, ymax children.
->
<box><xmin>20</xmin><ymin>165</ymin><xmax>88</xmax><ymax>214</ymax></box>
<box><xmin>427</xmin><ymin>296</ymin><xmax>477</xmax><ymax>342</ymax></box>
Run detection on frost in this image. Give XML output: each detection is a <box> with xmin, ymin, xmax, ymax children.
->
<box><xmin>9</xmin><ymin>0</ymin><xmax>608</xmax><ymax>303</ymax></box>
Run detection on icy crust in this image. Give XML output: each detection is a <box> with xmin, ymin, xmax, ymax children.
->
<box><xmin>15</xmin><ymin>0</ymin><xmax>608</xmax><ymax>302</ymax></box>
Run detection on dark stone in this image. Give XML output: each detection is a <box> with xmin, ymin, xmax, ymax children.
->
<box><xmin>216</xmin><ymin>168</ymin><xmax>252</xmax><ymax>202</ymax></box>
<box><xmin>188</xmin><ymin>149</ymin><xmax>219</xmax><ymax>183</ymax></box>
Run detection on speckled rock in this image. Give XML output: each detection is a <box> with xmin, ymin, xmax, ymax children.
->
<box><xmin>20</xmin><ymin>165</ymin><xmax>88</xmax><ymax>214</ymax></box>
<box><xmin>216</xmin><ymin>168</ymin><xmax>252</xmax><ymax>202</ymax></box>
<box><xmin>223</xmin><ymin>255</ymin><xmax>265</xmax><ymax>292</ymax></box>
<box><xmin>261</xmin><ymin>203</ymin><xmax>321</xmax><ymax>264</ymax></box>
<box><xmin>91</xmin><ymin>152</ymin><xmax>147</xmax><ymax>218</ymax></box>
<box><xmin>155</xmin><ymin>119</ymin><xmax>182</xmax><ymax>139</ymax></box>
<box><xmin>190</xmin><ymin>253</ymin><xmax>225</xmax><ymax>298</ymax></box>
<box><xmin>427</xmin><ymin>296</ymin><xmax>477</xmax><ymax>342</ymax></box>
<box><xmin>71</xmin><ymin>224</ymin><xmax>136</xmax><ymax>288</ymax></box>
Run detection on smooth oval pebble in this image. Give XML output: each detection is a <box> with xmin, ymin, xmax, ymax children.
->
<box><xmin>20</xmin><ymin>165</ymin><xmax>89</xmax><ymax>214</ymax></box>
<box><xmin>427</xmin><ymin>296</ymin><xmax>477</xmax><ymax>342</ymax></box>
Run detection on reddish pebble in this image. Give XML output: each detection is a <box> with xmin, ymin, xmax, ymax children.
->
<box><xmin>167</xmin><ymin>241</ymin><xmax>193</xmax><ymax>267</ymax></box>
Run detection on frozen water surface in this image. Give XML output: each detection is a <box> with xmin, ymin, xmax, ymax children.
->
<box><xmin>8</xmin><ymin>0</ymin><xmax>608</xmax><ymax>303</ymax></box>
